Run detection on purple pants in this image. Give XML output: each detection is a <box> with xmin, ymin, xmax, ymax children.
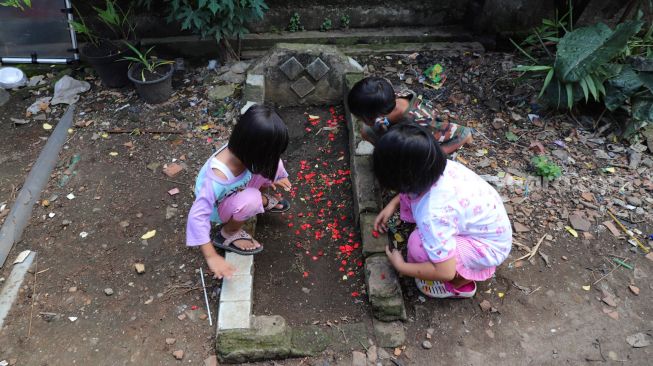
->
<box><xmin>400</xmin><ymin>194</ymin><xmax>496</xmax><ymax>281</ymax></box>
<box><xmin>217</xmin><ymin>161</ymin><xmax>287</xmax><ymax>223</ymax></box>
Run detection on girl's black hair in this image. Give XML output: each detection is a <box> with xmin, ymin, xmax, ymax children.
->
<box><xmin>347</xmin><ymin>77</ymin><xmax>396</xmax><ymax>123</ymax></box>
<box><xmin>373</xmin><ymin>123</ymin><xmax>447</xmax><ymax>194</ymax></box>
<box><xmin>228</xmin><ymin>105</ymin><xmax>289</xmax><ymax>180</ymax></box>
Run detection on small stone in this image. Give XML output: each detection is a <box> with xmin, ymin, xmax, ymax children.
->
<box><xmin>104</xmin><ymin>288</ymin><xmax>114</xmax><ymax>296</ymax></box>
<box><xmin>165</xmin><ymin>337</ymin><xmax>176</xmax><ymax>345</ymax></box>
<box><xmin>479</xmin><ymin>299</ymin><xmax>492</xmax><ymax>312</ymax></box>
<box><xmin>62</xmin><ymin>219</ymin><xmax>72</xmax><ymax>226</ymax></box>
<box><xmin>646</xmin><ymin>252</ymin><xmax>653</xmax><ymax>262</ymax></box>
<box><xmin>626</xmin><ymin>333</ymin><xmax>651</xmax><ymax>348</ymax></box>
<box><xmin>485</xmin><ymin>329</ymin><xmax>495</xmax><ymax>339</ymax></box>
<box><xmin>199</xmin><ymin>313</ymin><xmax>208</xmax><ymax>320</ymax></box>
<box><xmin>626</xmin><ymin>196</ymin><xmax>642</xmax><ymax>207</ymax></box>
<box><xmin>177</xmin><ymin>314</ymin><xmax>186</xmax><ymax>321</ymax></box>
<box><xmin>513</xmin><ymin>222</ymin><xmax>530</xmax><ymax>233</ymax></box>
<box><xmin>163</xmin><ymin>163</ymin><xmax>184</xmax><ymax>178</ymax></box>
<box><xmin>166</xmin><ymin>206</ymin><xmax>179</xmax><ymax>220</ymax></box>
<box><xmin>377</xmin><ymin>348</ymin><xmax>391</xmax><ymax>359</ymax></box>
<box><xmin>561</xmin><ymin>256</ymin><xmax>568</xmax><ymax>260</ymax></box>
<box><xmin>602</xmin><ymin>295</ymin><xmax>617</xmax><ymax>307</ymax></box>
<box><xmin>580</xmin><ymin>192</ymin><xmax>594</xmax><ymax>202</ymax></box>
<box><xmin>629</xmin><ymin>285</ymin><xmax>640</xmax><ymax>295</ymax></box>
<box><xmin>134</xmin><ymin>263</ymin><xmax>145</xmax><ymax>274</ymax></box>
<box><xmin>172</xmin><ymin>350</ymin><xmax>184</xmax><ymax>360</ymax></box>
<box><xmin>355</xmin><ymin>140</ymin><xmax>374</xmax><ymax>155</ymax></box>
<box><xmin>422</xmin><ymin>340</ymin><xmax>433</xmax><ymax>349</ymax></box>
<box><xmin>569</xmin><ymin>213</ymin><xmax>591</xmax><ymax>232</ymax></box>
<box><xmin>204</xmin><ymin>355</ymin><xmax>218</xmax><ymax>366</ymax></box>
<box><xmin>351</xmin><ymin>350</ymin><xmax>367</xmax><ymax>366</ymax></box>
<box><xmin>68</xmin><ymin>286</ymin><xmax>77</xmax><ymax>292</ymax></box>
<box><xmin>603</xmin><ymin>308</ymin><xmax>619</xmax><ymax>320</ymax></box>
<box><xmin>367</xmin><ymin>345</ymin><xmax>378</xmax><ymax>363</ymax></box>
<box><xmin>119</xmin><ymin>220</ymin><xmax>130</xmax><ymax>228</ymax></box>
<box><xmin>208</xmin><ymin>84</ymin><xmax>237</xmax><ymax>101</ymax></box>
<box><xmin>146</xmin><ymin>162</ymin><xmax>160</xmax><ymax>172</ymax></box>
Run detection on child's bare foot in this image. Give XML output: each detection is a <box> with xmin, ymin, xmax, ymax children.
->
<box><xmin>441</xmin><ymin>132</ymin><xmax>473</xmax><ymax>155</ymax></box>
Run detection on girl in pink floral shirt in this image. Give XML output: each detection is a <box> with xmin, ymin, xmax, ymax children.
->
<box><xmin>373</xmin><ymin>124</ymin><xmax>512</xmax><ymax>298</ymax></box>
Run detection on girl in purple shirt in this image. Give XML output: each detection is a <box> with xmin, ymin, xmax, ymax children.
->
<box><xmin>186</xmin><ymin>105</ymin><xmax>291</xmax><ymax>279</ymax></box>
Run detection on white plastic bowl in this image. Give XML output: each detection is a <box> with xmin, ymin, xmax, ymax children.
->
<box><xmin>0</xmin><ymin>67</ymin><xmax>27</xmax><ymax>88</ymax></box>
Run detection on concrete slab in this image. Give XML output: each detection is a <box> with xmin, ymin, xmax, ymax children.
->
<box><xmin>218</xmin><ymin>300</ymin><xmax>252</xmax><ymax>330</ymax></box>
<box><xmin>221</xmin><ymin>275</ymin><xmax>253</xmax><ymax>302</ymax></box>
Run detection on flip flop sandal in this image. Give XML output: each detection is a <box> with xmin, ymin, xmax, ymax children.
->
<box><xmin>262</xmin><ymin>193</ymin><xmax>291</xmax><ymax>213</ymax></box>
<box><xmin>213</xmin><ymin>229</ymin><xmax>263</xmax><ymax>255</ymax></box>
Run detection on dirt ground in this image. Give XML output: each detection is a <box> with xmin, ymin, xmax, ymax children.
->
<box><xmin>253</xmin><ymin>106</ymin><xmax>368</xmax><ymax>324</ymax></box>
<box><xmin>1</xmin><ymin>50</ymin><xmax>652</xmax><ymax>366</ymax></box>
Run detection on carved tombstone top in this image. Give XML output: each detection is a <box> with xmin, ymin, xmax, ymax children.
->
<box><xmin>248</xmin><ymin>43</ymin><xmax>363</xmax><ymax>107</ymax></box>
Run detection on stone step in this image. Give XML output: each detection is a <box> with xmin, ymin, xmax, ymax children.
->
<box><xmin>141</xmin><ymin>27</ymin><xmax>483</xmax><ymax>59</ymax></box>
<box><xmin>240</xmin><ymin>26</ymin><xmax>476</xmax><ymax>50</ymax></box>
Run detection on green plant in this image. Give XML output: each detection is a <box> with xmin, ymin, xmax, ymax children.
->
<box><xmin>340</xmin><ymin>14</ymin><xmax>350</xmax><ymax>29</ymax></box>
<box><xmin>0</xmin><ymin>0</ymin><xmax>30</xmax><ymax>10</ymax></box>
<box><xmin>122</xmin><ymin>43</ymin><xmax>174</xmax><ymax>82</ymax></box>
<box><xmin>138</xmin><ymin>0</ymin><xmax>268</xmax><ymax>60</ymax></box>
<box><xmin>531</xmin><ymin>156</ymin><xmax>562</xmax><ymax>180</ymax></box>
<box><xmin>320</xmin><ymin>18</ymin><xmax>332</xmax><ymax>32</ymax></box>
<box><xmin>288</xmin><ymin>12</ymin><xmax>303</xmax><ymax>32</ymax></box>
<box><xmin>69</xmin><ymin>0</ymin><xmax>135</xmax><ymax>47</ymax></box>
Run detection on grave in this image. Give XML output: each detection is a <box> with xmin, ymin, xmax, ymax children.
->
<box><xmin>216</xmin><ymin>44</ymin><xmax>406</xmax><ymax>363</ymax></box>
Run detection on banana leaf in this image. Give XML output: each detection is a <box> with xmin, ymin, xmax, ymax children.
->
<box><xmin>555</xmin><ymin>21</ymin><xmax>644</xmax><ymax>83</ymax></box>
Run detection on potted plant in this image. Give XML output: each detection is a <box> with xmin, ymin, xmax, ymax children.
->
<box><xmin>70</xmin><ymin>0</ymin><xmax>136</xmax><ymax>88</ymax></box>
<box><xmin>123</xmin><ymin>43</ymin><xmax>175</xmax><ymax>104</ymax></box>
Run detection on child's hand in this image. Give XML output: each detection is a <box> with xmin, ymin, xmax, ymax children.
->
<box><xmin>272</xmin><ymin>177</ymin><xmax>292</xmax><ymax>192</ymax></box>
<box><xmin>206</xmin><ymin>255</ymin><xmax>235</xmax><ymax>280</ymax></box>
<box><xmin>374</xmin><ymin>205</ymin><xmax>395</xmax><ymax>233</ymax></box>
<box><xmin>385</xmin><ymin>245</ymin><xmax>405</xmax><ymax>270</ymax></box>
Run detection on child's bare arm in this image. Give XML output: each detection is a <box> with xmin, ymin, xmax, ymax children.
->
<box><xmin>200</xmin><ymin>243</ymin><xmax>235</xmax><ymax>279</ymax></box>
<box><xmin>385</xmin><ymin>246</ymin><xmax>456</xmax><ymax>281</ymax></box>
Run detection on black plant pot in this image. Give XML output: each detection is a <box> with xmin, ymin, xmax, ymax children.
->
<box><xmin>81</xmin><ymin>41</ymin><xmax>131</xmax><ymax>88</ymax></box>
<box><xmin>128</xmin><ymin>63</ymin><xmax>174</xmax><ymax>104</ymax></box>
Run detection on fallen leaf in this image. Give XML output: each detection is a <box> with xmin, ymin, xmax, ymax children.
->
<box><xmin>43</xmin><ymin>123</ymin><xmax>53</xmax><ymax>130</ymax></box>
<box><xmin>565</xmin><ymin>226</ymin><xmax>578</xmax><ymax>238</ymax></box>
<box><xmin>582</xmin><ymin>285</ymin><xmax>591</xmax><ymax>291</ymax></box>
<box><xmin>109</xmin><ymin>152</ymin><xmax>118</xmax><ymax>156</ymax></box>
<box><xmin>629</xmin><ymin>285</ymin><xmax>640</xmax><ymax>295</ymax></box>
<box><xmin>141</xmin><ymin>230</ymin><xmax>157</xmax><ymax>240</ymax></box>
<box><xmin>505</xmin><ymin>131</ymin><xmax>519</xmax><ymax>142</ymax></box>
<box><xmin>529</xmin><ymin>141</ymin><xmax>546</xmax><ymax>154</ymax></box>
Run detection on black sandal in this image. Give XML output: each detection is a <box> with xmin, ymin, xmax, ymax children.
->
<box><xmin>262</xmin><ymin>193</ymin><xmax>291</xmax><ymax>213</ymax></box>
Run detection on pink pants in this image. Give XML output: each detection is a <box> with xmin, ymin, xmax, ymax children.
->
<box><xmin>217</xmin><ymin>161</ymin><xmax>287</xmax><ymax>223</ymax></box>
<box><xmin>401</xmin><ymin>194</ymin><xmax>496</xmax><ymax>281</ymax></box>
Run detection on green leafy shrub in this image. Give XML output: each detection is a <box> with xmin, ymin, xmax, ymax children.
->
<box><xmin>340</xmin><ymin>14</ymin><xmax>350</xmax><ymax>29</ymax></box>
<box><xmin>138</xmin><ymin>0</ymin><xmax>268</xmax><ymax>59</ymax></box>
<box><xmin>531</xmin><ymin>156</ymin><xmax>562</xmax><ymax>180</ymax></box>
<box><xmin>320</xmin><ymin>18</ymin><xmax>332</xmax><ymax>32</ymax></box>
<box><xmin>70</xmin><ymin>0</ymin><xmax>136</xmax><ymax>47</ymax></box>
<box><xmin>0</xmin><ymin>0</ymin><xmax>31</xmax><ymax>10</ymax></box>
<box><xmin>513</xmin><ymin>10</ymin><xmax>653</xmax><ymax>138</ymax></box>
<box><xmin>288</xmin><ymin>12</ymin><xmax>304</xmax><ymax>32</ymax></box>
